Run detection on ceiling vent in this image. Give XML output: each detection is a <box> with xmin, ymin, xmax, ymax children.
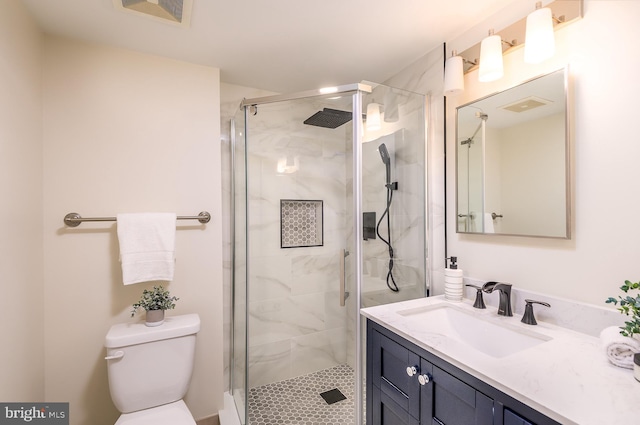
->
<box><xmin>500</xmin><ymin>96</ymin><xmax>552</xmax><ymax>113</ymax></box>
<box><xmin>113</xmin><ymin>0</ymin><xmax>193</xmax><ymax>27</ymax></box>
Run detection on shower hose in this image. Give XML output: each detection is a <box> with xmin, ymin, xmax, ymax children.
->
<box><xmin>376</xmin><ymin>183</ymin><xmax>399</xmax><ymax>292</ymax></box>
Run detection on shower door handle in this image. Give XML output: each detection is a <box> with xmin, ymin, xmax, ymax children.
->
<box><xmin>340</xmin><ymin>249</ymin><xmax>350</xmax><ymax>307</ymax></box>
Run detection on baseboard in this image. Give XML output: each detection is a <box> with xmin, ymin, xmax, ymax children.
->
<box><xmin>196</xmin><ymin>414</ymin><xmax>220</xmax><ymax>425</ymax></box>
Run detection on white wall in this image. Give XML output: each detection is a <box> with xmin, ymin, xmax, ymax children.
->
<box><xmin>445</xmin><ymin>0</ymin><xmax>640</xmax><ymax>306</ymax></box>
<box><xmin>0</xmin><ymin>0</ymin><xmax>44</xmax><ymax>402</ymax></box>
<box><xmin>42</xmin><ymin>37</ymin><xmax>222</xmax><ymax>423</ymax></box>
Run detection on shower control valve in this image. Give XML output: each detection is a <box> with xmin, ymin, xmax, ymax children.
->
<box><xmin>406</xmin><ymin>366</ymin><xmax>418</xmax><ymax>377</ymax></box>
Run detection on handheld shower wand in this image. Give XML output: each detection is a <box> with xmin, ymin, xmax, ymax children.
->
<box><xmin>378</xmin><ymin>143</ymin><xmax>391</xmax><ymax>185</ymax></box>
<box><xmin>376</xmin><ymin>143</ymin><xmax>399</xmax><ymax>292</ymax></box>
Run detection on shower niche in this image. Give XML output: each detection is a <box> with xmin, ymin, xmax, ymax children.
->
<box><xmin>280</xmin><ymin>199</ymin><xmax>323</xmax><ymax>248</ymax></box>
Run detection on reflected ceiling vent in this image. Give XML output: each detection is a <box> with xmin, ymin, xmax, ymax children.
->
<box><xmin>113</xmin><ymin>0</ymin><xmax>193</xmax><ymax>27</ymax></box>
<box><xmin>500</xmin><ymin>96</ymin><xmax>552</xmax><ymax>113</ymax></box>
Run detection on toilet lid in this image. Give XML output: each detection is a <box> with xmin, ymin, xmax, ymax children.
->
<box><xmin>115</xmin><ymin>400</ymin><xmax>196</xmax><ymax>425</ymax></box>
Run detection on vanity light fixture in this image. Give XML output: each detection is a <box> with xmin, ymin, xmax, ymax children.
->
<box><xmin>524</xmin><ymin>2</ymin><xmax>556</xmax><ymax>64</ymax></box>
<box><xmin>366</xmin><ymin>103</ymin><xmax>382</xmax><ymax>131</ymax></box>
<box><xmin>478</xmin><ymin>29</ymin><xmax>504</xmax><ymax>82</ymax></box>
<box><xmin>451</xmin><ymin>0</ymin><xmax>582</xmax><ymax>87</ymax></box>
<box><xmin>444</xmin><ymin>51</ymin><xmax>465</xmax><ymax>96</ymax></box>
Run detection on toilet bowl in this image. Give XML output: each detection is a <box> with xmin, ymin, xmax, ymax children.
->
<box><xmin>105</xmin><ymin>313</ymin><xmax>200</xmax><ymax>425</ymax></box>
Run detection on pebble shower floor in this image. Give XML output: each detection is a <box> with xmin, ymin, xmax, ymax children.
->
<box><xmin>247</xmin><ymin>364</ymin><xmax>357</xmax><ymax>425</ymax></box>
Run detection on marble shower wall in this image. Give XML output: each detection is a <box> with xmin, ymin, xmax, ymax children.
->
<box><xmin>244</xmin><ymin>98</ymin><xmax>351</xmax><ymax>388</ymax></box>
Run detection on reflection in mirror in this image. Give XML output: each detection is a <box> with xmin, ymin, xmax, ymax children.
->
<box><xmin>456</xmin><ymin>68</ymin><xmax>570</xmax><ymax>238</ymax></box>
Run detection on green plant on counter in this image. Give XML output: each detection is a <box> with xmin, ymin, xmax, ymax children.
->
<box><xmin>606</xmin><ymin>280</ymin><xmax>640</xmax><ymax>338</ymax></box>
<box><xmin>131</xmin><ymin>285</ymin><xmax>179</xmax><ymax>317</ymax></box>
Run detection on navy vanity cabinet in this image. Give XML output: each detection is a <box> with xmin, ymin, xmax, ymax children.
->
<box><xmin>367</xmin><ymin>320</ymin><xmax>560</xmax><ymax>425</ymax></box>
<box><xmin>368</xmin><ymin>321</ymin><xmax>492</xmax><ymax>425</ymax></box>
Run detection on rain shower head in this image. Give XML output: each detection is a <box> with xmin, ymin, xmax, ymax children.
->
<box><xmin>379</xmin><ymin>143</ymin><xmax>391</xmax><ymax>184</ymax></box>
<box><xmin>304</xmin><ymin>108</ymin><xmax>352</xmax><ymax>129</ymax></box>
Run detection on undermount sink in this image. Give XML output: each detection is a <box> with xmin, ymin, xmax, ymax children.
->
<box><xmin>397</xmin><ymin>303</ymin><xmax>552</xmax><ymax>358</ymax></box>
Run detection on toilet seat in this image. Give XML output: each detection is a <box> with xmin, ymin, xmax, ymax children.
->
<box><xmin>115</xmin><ymin>400</ymin><xmax>196</xmax><ymax>425</ymax></box>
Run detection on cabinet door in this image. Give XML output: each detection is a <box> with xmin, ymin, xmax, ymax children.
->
<box><xmin>371</xmin><ymin>332</ymin><xmax>421</xmax><ymax>419</ymax></box>
<box><xmin>371</xmin><ymin>382</ymin><xmax>420</xmax><ymax>425</ymax></box>
<box><xmin>421</xmin><ymin>364</ymin><xmax>493</xmax><ymax>425</ymax></box>
<box><xmin>504</xmin><ymin>409</ymin><xmax>534</xmax><ymax>425</ymax></box>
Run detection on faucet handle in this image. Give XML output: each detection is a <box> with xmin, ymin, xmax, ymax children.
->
<box><xmin>465</xmin><ymin>284</ymin><xmax>486</xmax><ymax>309</ymax></box>
<box><xmin>521</xmin><ymin>299</ymin><xmax>551</xmax><ymax>325</ymax></box>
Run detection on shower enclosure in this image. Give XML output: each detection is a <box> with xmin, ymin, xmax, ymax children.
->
<box><xmin>456</xmin><ymin>110</ymin><xmax>486</xmax><ymax>233</ymax></box>
<box><xmin>230</xmin><ymin>82</ymin><xmax>426</xmax><ymax>425</ymax></box>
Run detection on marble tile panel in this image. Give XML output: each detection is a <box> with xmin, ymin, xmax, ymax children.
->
<box><xmin>248</xmin><ymin>339</ymin><xmax>293</xmax><ymax>388</ymax></box>
<box><xmin>291</xmin><ymin>328</ymin><xmax>347</xmax><ymax>377</ymax></box>
<box><xmin>248</xmin><ymin>293</ymin><xmax>326</xmax><ymax>347</ymax></box>
<box><xmin>324</xmin><ymin>290</ymin><xmax>348</xmax><ymax>330</ymax></box>
<box><xmin>249</xmin><ymin>255</ymin><xmax>291</xmax><ymax>302</ymax></box>
<box><xmin>290</xmin><ymin>253</ymin><xmax>340</xmax><ymax>296</ymax></box>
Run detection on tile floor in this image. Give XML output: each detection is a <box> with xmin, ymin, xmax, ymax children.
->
<box><xmin>247</xmin><ymin>364</ymin><xmax>356</xmax><ymax>425</ymax></box>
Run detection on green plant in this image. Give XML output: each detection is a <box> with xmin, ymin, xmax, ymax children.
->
<box><xmin>131</xmin><ymin>285</ymin><xmax>179</xmax><ymax>317</ymax></box>
<box><xmin>606</xmin><ymin>280</ymin><xmax>640</xmax><ymax>338</ymax></box>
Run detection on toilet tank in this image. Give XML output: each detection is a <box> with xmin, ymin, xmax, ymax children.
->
<box><xmin>105</xmin><ymin>313</ymin><xmax>200</xmax><ymax>414</ymax></box>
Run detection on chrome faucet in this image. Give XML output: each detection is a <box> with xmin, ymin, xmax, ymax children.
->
<box><xmin>482</xmin><ymin>281</ymin><xmax>513</xmax><ymax>316</ymax></box>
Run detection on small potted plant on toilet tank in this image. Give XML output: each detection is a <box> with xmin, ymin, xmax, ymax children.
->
<box><xmin>131</xmin><ymin>285</ymin><xmax>179</xmax><ymax>327</ymax></box>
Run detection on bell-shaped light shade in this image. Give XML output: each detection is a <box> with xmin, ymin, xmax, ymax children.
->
<box><xmin>524</xmin><ymin>6</ymin><xmax>555</xmax><ymax>64</ymax></box>
<box><xmin>366</xmin><ymin>103</ymin><xmax>381</xmax><ymax>131</ymax></box>
<box><xmin>444</xmin><ymin>55</ymin><xmax>464</xmax><ymax>96</ymax></box>
<box><xmin>478</xmin><ymin>33</ymin><xmax>503</xmax><ymax>82</ymax></box>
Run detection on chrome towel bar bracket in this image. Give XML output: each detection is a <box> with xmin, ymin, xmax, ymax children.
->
<box><xmin>63</xmin><ymin>211</ymin><xmax>211</xmax><ymax>227</ymax></box>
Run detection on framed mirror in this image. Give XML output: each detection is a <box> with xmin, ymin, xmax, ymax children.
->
<box><xmin>456</xmin><ymin>68</ymin><xmax>570</xmax><ymax>238</ymax></box>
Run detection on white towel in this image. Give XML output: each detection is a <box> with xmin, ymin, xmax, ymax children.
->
<box><xmin>483</xmin><ymin>213</ymin><xmax>495</xmax><ymax>233</ymax></box>
<box><xmin>117</xmin><ymin>213</ymin><xmax>177</xmax><ymax>285</ymax></box>
<box><xmin>600</xmin><ymin>326</ymin><xmax>640</xmax><ymax>369</ymax></box>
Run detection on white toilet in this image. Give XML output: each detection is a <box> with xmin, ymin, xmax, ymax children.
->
<box><xmin>105</xmin><ymin>313</ymin><xmax>200</xmax><ymax>425</ymax></box>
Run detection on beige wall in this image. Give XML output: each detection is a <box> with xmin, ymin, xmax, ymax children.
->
<box><xmin>444</xmin><ymin>0</ymin><xmax>640</xmax><ymax>306</ymax></box>
<box><xmin>0</xmin><ymin>0</ymin><xmax>45</xmax><ymax>402</ymax></box>
<box><xmin>42</xmin><ymin>37</ymin><xmax>222</xmax><ymax>423</ymax></box>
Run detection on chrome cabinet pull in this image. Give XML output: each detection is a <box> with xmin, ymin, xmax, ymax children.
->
<box><xmin>418</xmin><ymin>373</ymin><xmax>432</xmax><ymax>385</ymax></box>
<box><xmin>406</xmin><ymin>366</ymin><xmax>418</xmax><ymax>376</ymax></box>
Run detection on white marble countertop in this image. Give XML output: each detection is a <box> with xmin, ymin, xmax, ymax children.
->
<box><xmin>361</xmin><ymin>296</ymin><xmax>640</xmax><ymax>425</ymax></box>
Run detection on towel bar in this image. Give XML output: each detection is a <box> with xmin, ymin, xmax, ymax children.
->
<box><xmin>63</xmin><ymin>211</ymin><xmax>211</xmax><ymax>227</ymax></box>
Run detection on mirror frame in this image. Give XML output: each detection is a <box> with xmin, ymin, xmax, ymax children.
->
<box><xmin>455</xmin><ymin>67</ymin><xmax>571</xmax><ymax>239</ymax></box>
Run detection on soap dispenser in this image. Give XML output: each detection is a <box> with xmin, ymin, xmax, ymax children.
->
<box><xmin>444</xmin><ymin>256</ymin><xmax>464</xmax><ymax>302</ymax></box>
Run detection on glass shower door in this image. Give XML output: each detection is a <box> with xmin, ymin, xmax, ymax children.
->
<box><xmin>231</xmin><ymin>109</ymin><xmax>248</xmax><ymax>425</ymax></box>
<box><xmin>241</xmin><ymin>93</ymin><xmax>359</xmax><ymax>425</ymax></box>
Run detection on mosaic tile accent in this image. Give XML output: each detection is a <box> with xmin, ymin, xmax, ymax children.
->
<box><xmin>281</xmin><ymin>200</ymin><xmax>323</xmax><ymax>248</ymax></box>
<box><xmin>248</xmin><ymin>364</ymin><xmax>355</xmax><ymax>425</ymax></box>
